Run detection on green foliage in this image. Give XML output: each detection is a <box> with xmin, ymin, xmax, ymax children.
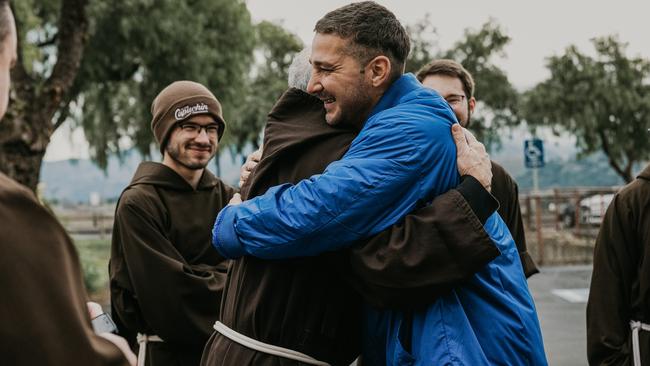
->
<box><xmin>69</xmin><ymin>0</ymin><xmax>256</xmax><ymax>168</ymax></box>
<box><xmin>15</xmin><ymin>1</ymin><xmax>302</xmax><ymax>169</ymax></box>
<box><xmin>442</xmin><ymin>20</ymin><xmax>519</xmax><ymax>148</ymax></box>
<box><xmin>406</xmin><ymin>19</ymin><xmax>520</xmax><ymax>147</ymax></box>
<box><xmin>404</xmin><ymin>14</ymin><xmax>438</xmax><ymax>74</ymax></box>
<box><xmin>522</xmin><ymin>36</ymin><xmax>650</xmax><ymax>182</ymax></box>
<box><xmin>75</xmin><ymin>238</ymin><xmax>111</xmax><ymax>295</ymax></box>
<box><xmin>15</xmin><ymin>4</ymin><xmax>519</xmax><ymax>170</ymax></box>
<box><xmin>226</xmin><ymin>21</ymin><xmax>303</xmax><ymax>152</ymax></box>
<box><xmin>12</xmin><ymin>0</ymin><xmax>61</xmax><ymax>82</ymax></box>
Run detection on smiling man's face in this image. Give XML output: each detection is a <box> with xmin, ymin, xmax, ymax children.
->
<box><xmin>306</xmin><ymin>33</ymin><xmax>374</xmax><ymax>128</ymax></box>
<box><xmin>164</xmin><ymin>114</ymin><xmax>218</xmax><ymax>170</ymax></box>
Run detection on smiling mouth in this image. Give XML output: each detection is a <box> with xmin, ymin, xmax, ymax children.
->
<box><xmin>317</xmin><ymin>94</ymin><xmax>336</xmax><ymax>105</ymax></box>
<box><xmin>187</xmin><ymin>145</ymin><xmax>212</xmax><ymax>154</ymax></box>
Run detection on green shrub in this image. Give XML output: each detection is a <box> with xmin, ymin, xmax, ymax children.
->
<box><xmin>74</xmin><ymin>238</ymin><xmax>111</xmax><ymax>295</ymax></box>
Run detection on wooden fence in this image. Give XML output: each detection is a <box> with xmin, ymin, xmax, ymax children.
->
<box><xmin>520</xmin><ymin>186</ymin><xmax>620</xmax><ymax>265</ymax></box>
<box><xmin>53</xmin><ymin>186</ymin><xmax>621</xmax><ymax>265</ymax></box>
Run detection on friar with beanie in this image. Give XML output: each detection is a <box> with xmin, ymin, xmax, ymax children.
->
<box><xmin>109</xmin><ymin>80</ymin><xmax>235</xmax><ymax>366</ymax></box>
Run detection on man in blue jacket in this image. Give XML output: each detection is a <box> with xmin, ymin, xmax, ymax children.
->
<box><xmin>213</xmin><ymin>2</ymin><xmax>547</xmax><ymax>365</ymax></box>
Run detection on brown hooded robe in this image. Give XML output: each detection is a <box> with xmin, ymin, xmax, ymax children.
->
<box><xmin>491</xmin><ymin>161</ymin><xmax>539</xmax><ymax>277</ymax></box>
<box><xmin>0</xmin><ymin>173</ymin><xmax>129</xmax><ymax>366</ymax></box>
<box><xmin>201</xmin><ymin>89</ymin><xmax>500</xmax><ymax>366</ymax></box>
<box><xmin>109</xmin><ymin>162</ymin><xmax>234</xmax><ymax>366</ymax></box>
<box><xmin>587</xmin><ymin>164</ymin><xmax>650</xmax><ymax>365</ymax></box>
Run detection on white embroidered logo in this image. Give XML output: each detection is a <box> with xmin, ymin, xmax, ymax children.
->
<box><xmin>174</xmin><ymin>103</ymin><xmax>209</xmax><ymax>120</ymax></box>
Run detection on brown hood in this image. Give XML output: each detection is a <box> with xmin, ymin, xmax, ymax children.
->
<box><xmin>638</xmin><ymin>163</ymin><xmax>650</xmax><ymax>181</ymax></box>
<box><xmin>128</xmin><ymin>161</ymin><xmax>219</xmax><ymax>191</ymax></box>
<box><xmin>240</xmin><ymin>88</ymin><xmax>357</xmax><ymax>199</ymax></box>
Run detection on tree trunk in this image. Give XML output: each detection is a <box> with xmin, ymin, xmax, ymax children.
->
<box><xmin>598</xmin><ymin>129</ymin><xmax>634</xmax><ymax>183</ymax></box>
<box><xmin>0</xmin><ymin>0</ymin><xmax>89</xmax><ymax>192</ymax></box>
<box><xmin>0</xmin><ymin>138</ymin><xmax>47</xmax><ymax>192</ymax></box>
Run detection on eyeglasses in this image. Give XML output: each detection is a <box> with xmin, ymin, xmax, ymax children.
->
<box><xmin>445</xmin><ymin>94</ymin><xmax>466</xmax><ymax>107</ymax></box>
<box><xmin>178</xmin><ymin>122</ymin><xmax>220</xmax><ymax>138</ymax></box>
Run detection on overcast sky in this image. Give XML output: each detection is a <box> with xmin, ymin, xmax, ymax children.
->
<box><xmin>45</xmin><ymin>0</ymin><xmax>650</xmax><ymax>161</ymax></box>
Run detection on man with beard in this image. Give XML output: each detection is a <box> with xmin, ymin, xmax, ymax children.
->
<box><xmin>0</xmin><ymin>0</ymin><xmax>135</xmax><ymax>364</ymax></box>
<box><xmin>417</xmin><ymin>59</ymin><xmax>538</xmax><ymax>277</ymax></box>
<box><xmin>109</xmin><ymin>81</ymin><xmax>234</xmax><ymax>366</ymax></box>
<box><xmin>208</xmin><ymin>2</ymin><xmax>545</xmax><ymax>365</ymax></box>
<box><xmin>202</xmin><ymin>49</ymin><xmax>500</xmax><ymax>366</ymax></box>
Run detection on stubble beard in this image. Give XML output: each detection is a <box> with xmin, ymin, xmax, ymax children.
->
<box><xmin>166</xmin><ymin>143</ymin><xmax>213</xmax><ymax>170</ymax></box>
<box><xmin>338</xmin><ymin>77</ymin><xmax>374</xmax><ymax>129</ymax></box>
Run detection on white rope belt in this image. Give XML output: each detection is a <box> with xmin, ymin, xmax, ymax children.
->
<box><xmin>213</xmin><ymin>321</ymin><xmax>331</xmax><ymax>366</ymax></box>
<box><xmin>630</xmin><ymin>320</ymin><xmax>650</xmax><ymax>366</ymax></box>
<box><xmin>136</xmin><ymin>333</ymin><xmax>164</xmax><ymax>366</ymax></box>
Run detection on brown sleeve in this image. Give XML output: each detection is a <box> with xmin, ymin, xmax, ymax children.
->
<box><xmin>0</xmin><ymin>183</ymin><xmax>128</xmax><ymax>365</ymax></box>
<box><xmin>586</xmin><ymin>193</ymin><xmax>635</xmax><ymax>365</ymax></box>
<box><xmin>110</xmin><ymin>194</ymin><xmax>227</xmax><ymax>348</ymax></box>
<box><xmin>347</xmin><ymin>181</ymin><xmax>500</xmax><ymax>309</ymax></box>
<box><xmin>492</xmin><ymin>164</ymin><xmax>539</xmax><ymax>277</ymax></box>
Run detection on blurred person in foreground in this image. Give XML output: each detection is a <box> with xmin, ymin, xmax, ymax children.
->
<box><xmin>416</xmin><ymin>59</ymin><xmax>538</xmax><ymax>278</ymax></box>
<box><xmin>587</xmin><ymin>162</ymin><xmax>650</xmax><ymax>365</ymax></box>
<box><xmin>109</xmin><ymin>81</ymin><xmax>235</xmax><ymax>366</ymax></box>
<box><xmin>0</xmin><ymin>0</ymin><xmax>135</xmax><ymax>364</ymax></box>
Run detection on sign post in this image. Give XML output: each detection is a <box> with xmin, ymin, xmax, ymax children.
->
<box><xmin>524</xmin><ymin>138</ymin><xmax>545</xmax><ymax>193</ymax></box>
<box><xmin>524</xmin><ymin>138</ymin><xmax>545</xmax><ymax>263</ymax></box>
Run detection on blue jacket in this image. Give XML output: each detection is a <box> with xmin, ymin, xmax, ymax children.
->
<box><xmin>363</xmin><ymin>213</ymin><xmax>547</xmax><ymax>365</ymax></box>
<box><xmin>212</xmin><ymin>74</ymin><xmax>546</xmax><ymax>365</ymax></box>
<box><xmin>213</xmin><ymin>74</ymin><xmax>458</xmax><ymax>259</ymax></box>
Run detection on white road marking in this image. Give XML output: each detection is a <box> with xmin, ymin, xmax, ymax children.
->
<box><xmin>551</xmin><ymin>288</ymin><xmax>590</xmax><ymax>303</ymax></box>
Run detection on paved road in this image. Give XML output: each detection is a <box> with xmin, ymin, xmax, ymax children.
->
<box><xmin>528</xmin><ymin>265</ymin><xmax>593</xmax><ymax>366</ymax></box>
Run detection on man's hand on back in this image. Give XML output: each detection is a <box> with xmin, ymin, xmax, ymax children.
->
<box><xmin>239</xmin><ymin>148</ymin><xmax>263</xmax><ymax>188</ymax></box>
<box><xmin>451</xmin><ymin>124</ymin><xmax>492</xmax><ymax>192</ymax></box>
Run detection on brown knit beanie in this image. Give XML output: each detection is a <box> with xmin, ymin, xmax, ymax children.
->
<box><xmin>151</xmin><ymin>80</ymin><xmax>226</xmax><ymax>153</ymax></box>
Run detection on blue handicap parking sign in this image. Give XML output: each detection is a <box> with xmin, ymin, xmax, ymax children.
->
<box><xmin>524</xmin><ymin>139</ymin><xmax>544</xmax><ymax>168</ymax></box>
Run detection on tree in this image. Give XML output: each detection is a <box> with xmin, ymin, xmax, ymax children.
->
<box><xmin>0</xmin><ymin>0</ymin><xmax>88</xmax><ymax>192</ymax></box>
<box><xmin>522</xmin><ymin>36</ymin><xmax>650</xmax><ymax>183</ymax></box>
<box><xmin>227</xmin><ymin>20</ymin><xmax>303</xmax><ymax>153</ymax></box>
<box><xmin>406</xmin><ymin>19</ymin><xmax>520</xmax><ymax>148</ymax></box>
<box><xmin>1</xmin><ymin>0</ymin><xmax>256</xmax><ymax>191</ymax></box>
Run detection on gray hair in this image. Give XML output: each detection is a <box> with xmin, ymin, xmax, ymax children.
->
<box><xmin>287</xmin><ymin>47</ymin><xmax>312</xmax><ymax>91</ymax></box>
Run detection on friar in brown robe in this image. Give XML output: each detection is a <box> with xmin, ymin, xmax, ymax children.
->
<box><xmin>201</xmin><ymin>86</ymin><xmax>501</xmax><ymax>366</ymax></box>
<box><xmin>587</xmin><ymin>164</ymin><xmax>650</xmax><ymax>365</ymax></box>
<box><xmin>490</xmin><ymin>161</ymin><xmax>538</xmax><ymax>277</ymax></box>
<box><xmin>0</xmin><ymin>174</ymin><xmax>133</xmax><ymax>366</ymax></box>
<box><xmin>109</xmin><ymin>81</ymin><xmax>234</xmax><ymax>366</ymax></box>
<box><xmin>0</xmin><ymin>1</ymin><xmax>131</xmax><ymax>363</ymax></box>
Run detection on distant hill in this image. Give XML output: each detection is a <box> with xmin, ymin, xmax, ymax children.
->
<box><xmin>486</xmin><ymin>126</ymin><xmax>635</xmax><ymax>191</ymax></box>
<box><xmin>41</xmin><ymin>149</ymin><xmax>245</xmax><ymax>204</ymax></box>
<box><xmin>41</xmin><ymin>128</ymin><xmax>645</xmax><ymax>203</ymax></box>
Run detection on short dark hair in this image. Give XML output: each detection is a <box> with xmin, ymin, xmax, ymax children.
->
<box><xmin>314</xmin><ymin>1</ymin><xmax>410</xmax><ymax>80</ymax></box>
<box><xmin>0</xmin><ymin>0</ymin><xmax>12</xmax><ymax>53</ymax></box>
<box><xmin>416</xmin><ymin>59</ymin><xmax>475</xmax><ymax>100</ymax></box>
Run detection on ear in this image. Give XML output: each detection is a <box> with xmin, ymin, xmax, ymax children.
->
<box><xmin>468</xmin><ymin>96</ymin><xmax>476</xmax><ymax>115</ymax></box>
<box><xmin>366</xmin><ymin>55</ymin><xmax>392</xmax><ymax>87</ymax></box>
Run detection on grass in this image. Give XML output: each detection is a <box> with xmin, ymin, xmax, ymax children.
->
<box><xmin>74</xmin><ymin>238</ymin><xmax>111</xmax><ymax>304</ymax></box>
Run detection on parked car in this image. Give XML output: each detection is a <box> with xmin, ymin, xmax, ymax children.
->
<box><xmin>558</xmin><ymin>193</ymin><xmax>615</xmax><ymax>227</ymax></box>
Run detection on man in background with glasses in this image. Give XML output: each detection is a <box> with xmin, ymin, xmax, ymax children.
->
<box><xmin>417</xmin><ymin>59</ymin><xmax>539</xmax><ymax>278</ymax></box>
<box><xmin>109</xmin><ymin>80</ymin><xmax>235</xmax><ymax>366</ymax></box>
